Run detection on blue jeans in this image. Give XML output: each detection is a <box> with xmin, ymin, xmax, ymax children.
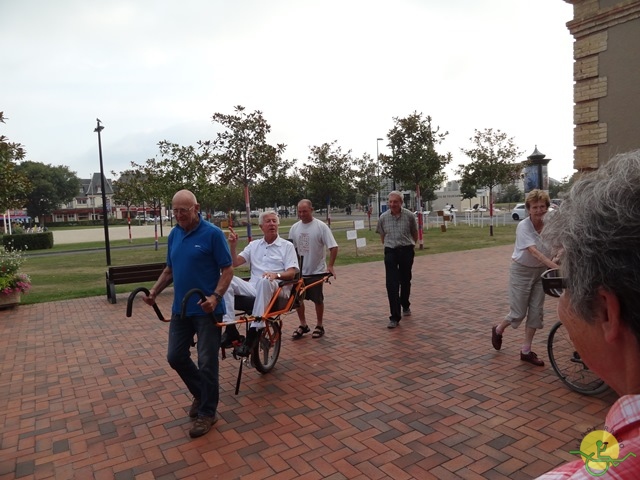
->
<box><xmin>167</xmin><ymin>313</ymin><xmax>221</xmax><ymax>417</ymax></box>
<box><xmin>384</xmin><ymin>246</ymin><xmax>415</xmax><ymax>321</ymax></box>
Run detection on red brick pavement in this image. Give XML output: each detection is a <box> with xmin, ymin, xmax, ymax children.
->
<box><xmin>0</xmin><ymin>245</ymin><xmax>617</xmax><ymax>479</ymax></box>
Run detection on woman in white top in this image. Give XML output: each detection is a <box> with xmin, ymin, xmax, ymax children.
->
<box><xmin>491</xmin><ymin>189</ymin><xmax>559</xmax><ymax>366</ymax></box>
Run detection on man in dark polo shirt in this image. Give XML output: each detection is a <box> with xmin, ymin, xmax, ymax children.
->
<box><xmin>376</xmin><ymin>191</ymin><xmax>418</xmax><ymax>329</ymax></box>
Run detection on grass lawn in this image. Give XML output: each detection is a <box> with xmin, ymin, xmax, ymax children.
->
<box><xmin>19</xmin><ymin>222</ymin><xmax>516</xmax><ymax>305</ymax></box>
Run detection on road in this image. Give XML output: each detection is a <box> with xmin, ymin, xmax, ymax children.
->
<box><xmin>52</xmin><ymin>224</ymin><xmax>170</xmax><ymax>245</ymax></box>
<box><xmin>51</xmin><ymin>215</ymin><xmax>374</xmax><ymax>245</ymax></box>
<box><xmin>51</xmin><ymin>211</ymin><xmax>518</xmax><ymax>245</ymax></box>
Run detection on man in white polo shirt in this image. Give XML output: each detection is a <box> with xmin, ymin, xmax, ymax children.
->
<box><xmin>221</xmin><ymin>211</ymin><xmax>299</xmax><ymax>355</ymax></box>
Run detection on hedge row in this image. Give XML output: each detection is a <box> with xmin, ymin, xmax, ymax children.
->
<box><xmin>1</xmin><ymin>232</ymin><xmax>54</xmax><ymax>251</ymax></box>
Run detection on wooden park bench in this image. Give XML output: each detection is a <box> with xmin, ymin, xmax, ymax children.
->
<box><xmin>106</xmin><ymin>262</ymin><xmax>166</xmax><ymax>304</ymax></box>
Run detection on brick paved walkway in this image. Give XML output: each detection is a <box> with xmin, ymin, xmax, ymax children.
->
<box><xmin>0</xmin><ymin>245</ymin><xmax>617</xmax><ymax>479</ymax></box>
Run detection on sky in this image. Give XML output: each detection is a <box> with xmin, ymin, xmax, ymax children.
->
<box><xmin>1</xmin><ymin>0</ymin><xmax>576</xmax><ymax>184</ymax></box>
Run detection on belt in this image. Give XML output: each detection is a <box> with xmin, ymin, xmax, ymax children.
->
<box><xmin>385</xmin><ymin>245</ymin><xmax>414</xmax><ymax>250</ymax></box>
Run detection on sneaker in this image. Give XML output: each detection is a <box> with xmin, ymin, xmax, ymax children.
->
<box><xmin>220</xmin><ymin>324</ymin><xmax>241</xmax><ymax>349</ymax></box>
<box><xmin>402</xmin><ymin>308</ymin><xmax>411</xmax><ymax>316</ymax></box>
<box><xmin>189</xmin><ymin>415</ymin><xmax>218</xmax><ymax>438</ymax></box>
<box><xmin>387</xmin><ymin>320</ymin><xmax>399</xmax><ymax>329</ymax></box>
<box><xmin>491</xmin><ymin>326</ymin><xmax>503</xmax><ymax>351</ymax></box>
<box><xmin>235</xmin><ymin>327</ymin><xmax>261</xmax><ymax>357</ymax></box>
<box><xmin>520</xmin><ymin>351</ymin><xmax>545</xmax><ymax>366</ymax></box>
<box><xmin>188</xmin><ymin>397</ymin><xmax>200</xmax><ymax>419</ymax></box>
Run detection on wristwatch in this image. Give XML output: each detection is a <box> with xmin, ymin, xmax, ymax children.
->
<box><xmin>276</xmin><ymin>273</ymin><xmax>281</xmax><ymax>279</ymax></box>
<box><xmin>212</xmin><ymin>292</ymin><xmax>223</xmax><ymax>302</ymax></box>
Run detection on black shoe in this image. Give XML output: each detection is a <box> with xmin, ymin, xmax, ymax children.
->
<box><xmin>235</xmin><ymin>327</ymin><xmax>261</xmax><ymax>357</ymax></box>
<box><xmin>491</xmin><ymin>326</ymin><xmax>503</xmax><ymax>351</ymax></box>
<box><xmin>221</xmin><ymin>324</ymin><xmax>241</xmax><ymax>349</ymax></box>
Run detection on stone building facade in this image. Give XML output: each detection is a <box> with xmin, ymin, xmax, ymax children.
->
<box><xmin>564</xmin><ymin>0</ymin><xmax>640</xmax><ymax>171</ymax></box>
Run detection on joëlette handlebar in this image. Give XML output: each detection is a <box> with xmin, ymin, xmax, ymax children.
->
<box><xmin>301</xmin><ymin>272</ymin><xmax>333</xmax><ymax>286</ymax></box>
<box><xmin>126</xmin><ymin>287</ymin><xmax>167</xmax><ymax>322</ymax></box>
<box><xmin>180</xmin><ymin>288</ymin><xmax>218</xmax><ymax>321</ymax></box>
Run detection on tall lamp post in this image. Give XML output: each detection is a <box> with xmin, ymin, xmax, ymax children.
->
<box><xmin>376</xmin><ymin>137</ymin><xmax>383</xmax><ymax>216</ymax></box>
<box><xmin>94</xmin><ymin>118</ymin><xmax>112</xmax><ymax>266</ymax></box>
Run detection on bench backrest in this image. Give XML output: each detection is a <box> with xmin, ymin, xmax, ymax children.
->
<box><xmin>108</xmin><ymin>263</ymin><xmax>166</xmax><ymax>283</ymax></box>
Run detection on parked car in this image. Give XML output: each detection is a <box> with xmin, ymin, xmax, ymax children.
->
<box><xmin>212</xmin><ymin>211</ymin><xmax>227</xmax><ymax>218</ymax></box>
<box><xmin>250</xmin><ymin>210</ymin><xmax>260</xmax><ymax>218</ymax></box>
<box><xmin>511</xmin><ymin>203</ymin><xmax>527</xmax><ymax>220</ymax></box>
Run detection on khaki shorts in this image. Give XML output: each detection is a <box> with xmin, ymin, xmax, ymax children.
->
<box><xmin>505</xmin><ymin>261</ymin><xmax>547</xmax><ymax>330</ymax></box>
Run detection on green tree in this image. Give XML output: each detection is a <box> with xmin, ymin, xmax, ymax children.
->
<box><xmin>352</xmin><ymin>152</ymin><xmax>382</xmax><ymax>210</ymax></box>
<box><xmin>124</xmin><ymin>140</ymin><xmax>216</xmax><ymax>229</ymax></box>
<box><xmin>457</xmin><ymin>128</ymin><xmax>523</xmax><ymax>236</ymax></box>
<box><xmin>496</xmin><ymin>184</ymin><xmax>523</xmax><ymax>205</ymax></box>
<box><xmin>385</xmin><ymin>112</ymin><xmax>451</xmax><ymax>248</ymax></box>
<box><xmin>300</xmin><ymin>141</ymin><xmax>354</xmax><ymax>222</ymax></box>
<box><xmin>458</xmin><ymin>171</ymin><xmax>478</xmax><ymax>210</ymax></box>
<box><xmin>421</xmin><ymin>187</ymin><xmax>438</xmax><ymax>209</ymax></box>
<box><xmin>251</xmin><ymin>162</ymin><xmax>304</xmax><ymax>211</ymax></box>
<box><xmin>548</xmin><ymin>174</ymin><xmax>575</xmax><ymax>199</ymax></box>
<box><xmin>111</xmin><ymin>169</ymin><xmax>148</xmax><ymax>220</ymax></box>
<box><xmin>134</xmin><ymin>141</ymin><xmax>215</xmax><ymax>206</ymax></box>
<box><xmin>0</xmin><ymin>112</ymin><xmax>31</xmax><ymax>213</ymax></box>
<box><xmin>14</xmin><ymin>161</ymin><xmax>80</xmax><ymax>226</ymax></box>
<box><xmin>208</xmin><ymin>184</ymin><xmax>244</xmax><ymax>216</ymax></box>
<box><xmin>209</xmin><ymin>106</ymin><xmax>286</xmax><ymax>237</ymax></box>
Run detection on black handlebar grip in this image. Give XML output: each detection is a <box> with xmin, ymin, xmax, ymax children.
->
<box><xmin>126</xmin><ymin>286</ymin><xmax>166</xmax><ymax>321</ymax></box>
<box><xmin>180</xmin><ymin>288</ymin><xmax>207</xmax><ymax>320</ymax></box>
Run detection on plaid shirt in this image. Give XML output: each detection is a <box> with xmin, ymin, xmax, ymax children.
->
<box><xmin>375</xmin><ymin>208</ymin><xmax>417</xmax><ymax>249</ymax></box>
<box><xmin>537</xmin><ymin>395</ymin><xmax>640</xmax><ymax>479</ymax></box>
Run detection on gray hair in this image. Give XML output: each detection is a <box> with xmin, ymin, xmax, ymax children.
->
<box><xmin>542</xmin><ymin>149</ymin><xmax>640</xmax><ymax>342</ymax></box>
<box><xmin>297</xmin><ymin>199</ymin><xmax>313</xmax><ymax>209</ymax></box>
<box><xmin>388</xmin><ymin>190</ymin><xmax>403</xmax><ymax>201</ymax></box>
<box><xmin>258</xmin><ymin>211</ymin><xmax>280</xmax><ymax>226</ymax></box>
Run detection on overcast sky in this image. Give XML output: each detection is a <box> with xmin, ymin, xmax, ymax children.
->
<box><xmin>2</xmin><ymin>0</ymin><xmax>576</xmax><ymax>184</ymax></box>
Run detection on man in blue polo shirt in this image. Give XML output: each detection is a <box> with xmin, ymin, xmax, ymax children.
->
<box><xmin>144</xmin><ymin>189</ymin><xmax>233</xmax><ymax>438</ymax></box>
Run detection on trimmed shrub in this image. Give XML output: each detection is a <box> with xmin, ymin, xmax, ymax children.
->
<box><xmin>2</xmin><ymin>232</ymin><xmax>54</xmax><ymax>251</ymax></box>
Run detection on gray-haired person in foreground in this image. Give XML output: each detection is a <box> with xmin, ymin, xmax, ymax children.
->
<box><xmin>536</xmin><ymin>149</ymin><xmax>640</xmax><ymax>479</ymax></box>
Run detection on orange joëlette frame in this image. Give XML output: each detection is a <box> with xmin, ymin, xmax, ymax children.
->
<box><xmin>214</xmin><ymin>273</ymin><xmax>331</xmax><ymax>328</ymax></box>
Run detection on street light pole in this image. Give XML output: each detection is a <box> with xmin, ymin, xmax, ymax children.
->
<box><xmin>94</xmin><ymin>118</ymin><xmax>112</xmax><ymax>266</ymax></box>
<box><xmin>376</xmin><ymin>137</ymin><xmax>383</xmax><ymax>216</ymax></box>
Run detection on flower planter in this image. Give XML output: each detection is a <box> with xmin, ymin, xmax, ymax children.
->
<box><xmin>0</xmin><ymin>247</ymin><xmax>32</xmax><ymax>302</ymax></box>
<box><xmin>0</xmin><ymin>291</ymin><xmax>21</xmax><ymax>309</ymax></box>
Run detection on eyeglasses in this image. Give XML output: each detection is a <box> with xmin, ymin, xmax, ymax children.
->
<box><xmin>541</xmin><ymin>268</ymin><xmax>567</xmax><ymax>297</ymax></box>
<box><xmin>172</xmin><ymin>206</ymin><xmax>194</xmax><ymax>216</ymax></box>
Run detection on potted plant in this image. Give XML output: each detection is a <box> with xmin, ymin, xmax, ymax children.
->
<box><xmin>0</xmin><ymin>246</ymin><xmax>31</xmax><ymax>308</ymax></box>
